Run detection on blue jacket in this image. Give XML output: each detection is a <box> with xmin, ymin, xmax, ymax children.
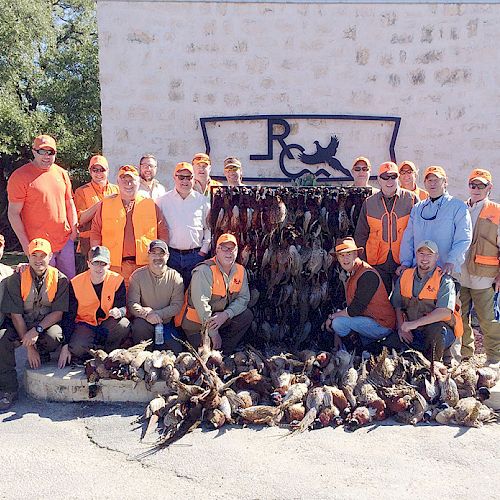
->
<box><xmin>399</xmin><ymin>192</ymin><xmax>472</xmax><ymax>271</ymax></box>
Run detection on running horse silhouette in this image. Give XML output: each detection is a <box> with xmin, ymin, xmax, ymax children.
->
<box><xmin>298</xmin><ymin>136</ymin><xmax>351</xmax><ymax>177</ymax></box>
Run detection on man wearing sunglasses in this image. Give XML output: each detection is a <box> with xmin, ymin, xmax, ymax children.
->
<box><xmin>354</xmin><ymin>161</ymin><xmax>417</xmax><ymax>294</ymax></box>
<box><xmin>398</xmin><ymin>161</ymin><xmax>428</xmax><ymax>201</ymax></box>
<box><xmin>156</xmin><ymin>162</ymin><xmax>211</xmax><ymax>286</ymax></box>
<box><xmin>460</xmin><ymin>169</ymin><xmax>500</xmax><ymax>366</ymax></box>
<box><xmin>349</xmin><ymin>156</ymin><xmax>379</xmax><ymax>193</ymax></box>
<box><xmin>74</xmin><ymin>155</ymin><xmax>119</xmax><ymax>259</ymax></box>
<box><xmin>7</xmin><ymin>135</ymin><xmax>78</xmax><ymax>279</ymax></box>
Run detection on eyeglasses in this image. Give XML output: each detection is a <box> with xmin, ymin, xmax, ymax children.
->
<box><xmin>175</xmin><ymin>174</ymin><xmax>193</xmax><ymax>181</ymax></box>
<box><xmin>420</xmin><ymin>197</ymin><xmax>444</xmax><ymax>221</ymax></box>
<box><xmin>34</xmin><ymin>149</ymin><xmax>55</xmax><ymax>156</ymax></box>
<box><xmin>218</xmin><ymin>245</ymin><xmax>237</xmax><ymax>253</ymax></box>
<box><xmin>469</xmin><ymin>182</ymin><xmax>488</xmax><ymax>190</ymax></box>
<box><xmin>90</xmin><ymin>168</ymin><xmax>106</xmax><ymax>173</ymax></box>
<box><xmin>353</xmin><ymin>166</ymin><xmax>370</xmax><ymax>172</ymax></box>
<box><xmin>379</xmin><ymin>173</ymin><xmax>398</xmax><ymax>181</ymax></box>
<box><xmin>399</xmin><ymin>169</ymin><xmax>414</xmax><ymax>175</ymax></box>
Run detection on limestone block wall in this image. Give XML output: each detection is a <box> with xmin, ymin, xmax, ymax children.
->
<box><xmin>97</xmin><ymin>1</ymin><xmax>500</xmax><ymax>199</ymax></box>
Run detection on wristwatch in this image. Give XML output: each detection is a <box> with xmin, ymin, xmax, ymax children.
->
<box><xmin>35</xmin><ymin>325</ymin><xmax>44</xmax><ymax>334</ymax></box>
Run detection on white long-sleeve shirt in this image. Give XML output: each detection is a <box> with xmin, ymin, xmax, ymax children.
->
<box><xmin>155</xmin><ymin>188</ymin><xmax>211</xmax><ymax>254</ymax></box>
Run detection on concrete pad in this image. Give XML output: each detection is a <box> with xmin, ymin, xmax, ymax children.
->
<box><xmin>25</xmin><ymin>362</ymin><xmax>168</xmax><ymax>403</ymax></box>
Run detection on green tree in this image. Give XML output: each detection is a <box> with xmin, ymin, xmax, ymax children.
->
<box><xmin>0</xmin><ymin>0</ymin><xmax>101</xmax><ymax>249</ymax></box>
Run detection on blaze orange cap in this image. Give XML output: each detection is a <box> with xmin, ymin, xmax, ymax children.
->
<box><xmin>89</xmin><ymin>155</ymin><xmax>109</xmax><ymax>170</ymax></box>
<box><xmin>118</xmin><ymin>165</ymin><xmax>139</xmax><ymax>178</ymax></box>
<box><xmin>217</xmin><ymin>233</ymin><xmax>238</xmax><ymax>247</ymax></box>
<box><xmin>335</xmin><ymin>237</ymin><xmax>363</xmax><ymax>254</ymax></box>
<box><xmin>378</xmin><ymin>161</ymin><xmax>399</xmax><ymax>176</ymax></box>
<box><xmin>468</xmin><ymin>168</ymin><xmax>492</xmax><ymax>185</ymax></box>
<box><xmin>174</xmin><ymin>162</ymin><xmax>194</xmax><ymax>176</ymax></box>
<box><xmin>32</xmin><ymin>135</ymin><xmax>57</xmax><ymax>152</ymax></box>
<box><xmin>399</xmin><ymin>161</ymin><xmax>417</xmax><ymax>173</ymax></box>
<box><xmin>424</xmin><ymin>166</ymin><xmax>447</xmax><ymax>179</ymax></box>
<box><xmin>192</xmin><ymin>153</ymin><xmax>211</xmax><ymax>166</ymax></box>
<box><xmin>28</xmin><ymin>238</ymin><xmax>52</xmax><ymax>255</ymax></box>
<box><xmin>352</xmin><ymin>156</ymin><xmax>371</xmax><ymax>169</ymax></box>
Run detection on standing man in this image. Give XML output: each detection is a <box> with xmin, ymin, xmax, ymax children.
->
<box><xmin>460</xmin><ymin>169</ymin><xmax>500</xmax><ymax>365</ymax></box>
<box><xmin>74</xmin><ymin>155</ymin><xmax>119</xmax><ymax>259</ymax></box>
<box><xmin>390</xmin><ymin>240</ymin><xmax>461</xmax><ymax>362</ymax></box>
<box><xmin>192</xmin><ymin>153</ymin><xmax>222</xmax><ymax>197</ymax></box>
<box><xmin>398</xmin><ymin>161</ymin><xmax>428</xmax><ymax>201</ymax></box>
<box><xmin>176</xmin><ymin>234</ymin><xmax>253</xmax><ymax>353</ymax></box>
<box><xmin>0</xmin><ymin>238</ymin><xmax>69</xmax><ymax>410</ymax></box>
<box><xmin>354</xmin><ymin>161</ymin><xmax>417</xmax><ymax>294</ymax></box>
<box><xmin>58</xmin><ymin>246</ymin><xmax>129</xmax><ymax>367</ymax></box>
<box><xmin>350</xmin><ymin>156</ymin><xmax>379</xmax><ymax>193</ymax></box>
<box><xmin>137</xmin><ymin>154</ymin><xmax>167</xmax><ymax>199</ymax></box>
<box><xmin>223</xmin><ymin>157</ymin><xmax>245</xmax><ymax>187</ymax></box>
<box><xmin>156</xmin><ymin>162</ymin><xmax>211</xmax><ymax>286</ymax></box>
<box><xmin>128</xmin><ymin>240</ymin><xmax>184</xmax><ymax>352</ymax></box>
<box><xmin>90</xmin><ymin>165</ymin><xmax>169</xmax><ymax>287</ymax></box>
<box><xmin>324</xmin><ymin>237</ymin><xmax>395</xmax><ymax>350</ymax></box>
<box><xmin>7</xmin><ymin>134</ymin><xmax>78</xmax><ymax>279</ymax></box>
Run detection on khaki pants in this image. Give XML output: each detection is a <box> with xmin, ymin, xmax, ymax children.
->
<box><xmin>461</xmin><ymin>285</ymin><xmax>500</xmax><ymax>362</ymax></box>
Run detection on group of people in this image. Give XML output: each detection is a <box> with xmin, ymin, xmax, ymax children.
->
<box><xmin>0</xmin><ymin>134</ymin><xmax>498</xmax><ymax>412</ymax></box>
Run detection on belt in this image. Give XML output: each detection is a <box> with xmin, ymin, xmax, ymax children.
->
<box><xmin>169</xmin><ymin>247</ymin><xmax>201</xmax><ymax>255</ymax></box>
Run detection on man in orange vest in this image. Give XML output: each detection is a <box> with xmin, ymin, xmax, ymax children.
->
<box><xmin>177</xmin><ymin>233</ymin><xmax>253</xmax><ymax>353</ymax></box>
<box><xmin>460</xmin><ymin>169</ymin><xmax>500</xmax><ymax>366</ymax></box>
<box><xmin>89</xmin><ymin>165</ymin><xmax>169</xmax><ymax>287</ymax></box>
<box><xmin>354</xmin><ymin>161</ymin><xmax>417</xmax><ymax>294</ymax></box>
<box><xmin>324</xmin><ymin>237</ymin><xmax>395</xmax><ymax>351</ymax></box>
<box><xmin>0</xmin><ymin>238</ymin><xmax>69</xmax><ymax>410</ymax></box>
<box><xmin>192</xmin><ymin>153</ymin><xmax>222</xmax><ymax>198</ymax></box>
<box><xmin>390</xmin><ymin>240</ymin><xmax>459</xmax><ymax>361</ymax></box>
<box><xmin>58</xmin><ymin>246</ymin><xmax>129</xmax><ymax>367</ymax></box>
<box><xmin>74</xmin><ymin>155</ymin><xmax>119</xmax><ymax>259</ymax></box>
<box><xmin>349</xmin><ymin>156</ymin><xmax>379</xmax><ymax>193</ymax></box>
<box><xmin>398</xmin><ymin>161</ymin><xmax>429</xmax><ymax>201</ymax></box>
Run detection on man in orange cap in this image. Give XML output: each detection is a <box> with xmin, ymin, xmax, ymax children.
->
<box><xmin>137</xmin><ymin>154</ymin><xmax>167</xmax><ymax>200</ymax></box>
<box><xmin>192</xmin><ymin>153</ymin><xmax>222</xmax><ymax>197</ymax></box>
<box><xmin>460</xmin><ymin>169</ymin><xmax>500</xmax><ymax>365</ymax></box>
<box><xmin>89</xmin><ymin>165</ymin><xmax>169</xmax><ymax>287</ymax></box>
<box><xmin>7</xmin><ymin>134</ymin><xmax>78</xmax><ymax>279</ymax></box>
<box><xmin>324</xmin><ymin>237</ymin><xmax>395</xmax><ymax>351</ymax></box>
<box><xmin>74</xmin><ymin>155</ymin><xmax>119</xmax><ymax>260</ymax></box>
<box><xmin>156</xmin><ymin>162</ymin><xmax>211</xmax><ymax>286</ymax></box>
<box><xmin>349</xmin><ymin>156</ymin><xmax>379</xmax><ymax>193</ymax></box>
<box><xmin>0</xmin><ymin>238</ymin><xmax>69</xmax><ymax>410</ymax></box>
<box><xmin>354</xmin><ymin>161</ymin><xmax>417</xmax><ymax>293</ymax></box>
<box><xmin>176</xmin><ymin>233</ymin><xmax>253</xmax><ymax>353</ymax></box>
<box><xmin>223</xmin><ymin>157</ymin><xmax>245</xmax><ymax>187</ymax></box>
<box><xmin>398</xmin><ymin>161</ymin><xmax>428</xmax><ymax>201</ymax></box>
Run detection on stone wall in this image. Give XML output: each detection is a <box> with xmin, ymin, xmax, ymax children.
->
<box><xmin>97</xmin><ymin>1</ymin><xmax>500</xmax><ymax>199</ymax></box>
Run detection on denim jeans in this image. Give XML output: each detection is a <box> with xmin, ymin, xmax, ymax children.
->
<box><xmin>168</xmin><ymin>250</ymin><xmax>206</xmax><ymax>287</ymax></box>
<box><xmin>331</xmin><ymin>316</ymin><xmax>393</xmax><ymax>344</ymax></box>
<box><xmin>49</xmin><ymin>238</ymin><xmax>76</xmax><ymax>279</ymax></box>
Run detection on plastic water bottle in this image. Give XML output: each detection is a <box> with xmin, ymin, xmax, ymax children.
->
<box><xmin>154</xmin><ymin>323</ymin><xmax>164</xmax><ymax>345</ymax></box>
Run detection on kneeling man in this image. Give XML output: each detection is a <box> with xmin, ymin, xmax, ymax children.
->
<box><xmin>59</xmin><ymin>246</ymin><xmax>129</xmax><ymax>367</ymax></box>
<box><xmin>0</xmin><ymin>238</ymin><xmax>69</xmax><ymax>410</ymax></box>
<box><xmin>177</xmin><ymin>233</ymin><xmax>253</xmax><ymax>353</ymax></box>
<box><xmin>325</xmin><ymin>237</ymin><xmax>396</xmax><ymax>349</ymax></box>
<box><xmin>390</xmin><ymin>240</ymin><xmax>461</xmax><ymax>361</ymax></box>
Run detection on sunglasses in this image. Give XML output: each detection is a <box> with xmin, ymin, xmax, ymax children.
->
<box><xmin>399</xmin><ymin>169</ymin><xmax>414</xmax><ymax>175</ymax></box>
<box><xmin>90</xmin><ymin>167</ymin><xmax>106</xmax><ymax>173</ymax></box>
<box><xmin>34</xmin><ymin>149</ymin><xmax>55</xmax><ymax>156</ymax></box>
<box><xmin>353</xmin><ymin>166</ymin><xmax>370</xmax><ymax>172</ymax></box>
<box><xmin>175</xmin><ymin>174</ymin><xmax>193</xmax><ymax>181</ymax></box>
<box><xmin>379</xmin><ymin>173</ymin><xmax>398</xmax><ymax>181</ymax></box>
<box><xmin>469</xmin><ymin>182</ymin><xmax>488</xmax><ymax>190</ymax></box>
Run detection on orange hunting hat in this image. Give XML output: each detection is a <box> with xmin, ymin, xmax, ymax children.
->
<box><xmin>399</xmin><ymin>160</ymin><xmax>417</xmax><ymax>173</ymax></box>
<box><xmin>192</xmin><ymin>153</ymin><xmax>211</xmax><ymax>165</ymax></box>
<box><xmin>468</xmin><ymin>168</ymin><xmax>492</xmax><ymax>185</ymax></box>
<box><xmin>32</xmin><ymin>135</ymin><xmax>57</xmax><ymax>152</ymax></box>
<box><xmin>217</xmin><ymin>233</ymin><xmax>238</xmax><ymax>247</ymax></box>
<box><xmin>424</xmin><ymin>165</ymin><xmax>447</xmax><ymax>179</ymax></box>
<box><xmin>378</xmin><ymin>161</ymin><xmax>399</xmax><ymax>176</ymax></box>
<box><xmin>335</xmin><ymin>237</ymin><xmax>363</xmax><ymax>254</ymax></box>
<box><xmin>89</xmin><ymin>155</ymin><xmax>109</xmax><ymax>170</ymax></box>
<box><xmin>118</xmin><ymin>165</ymin><xmax>139</xmax><ymax>178</ymax></box>
<box><xmin>352</xmin><ymin>156</ymin><xmax>371</xmax><ymax>169</ymax></box>
<box><xmin>224</xmin><ymin>157</ymin><xmax>242</xmax><ymax>170</ymax></box>
<box><xmin>174</xmin><ymin>162</ymin><xmax>194</xmax><ymax>176</ymax></box>
<box><xmin>28</xmin><ymin>238</ymin><xmax>52</xmax><ymax>255</ymax></box>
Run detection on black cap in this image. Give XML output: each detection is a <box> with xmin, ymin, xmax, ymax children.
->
<box><xmin>148</xmin><ymin>240</ymin><xmax>168</xmax><ymax>253</ymax></box>
<box><xmin>88</xmin><ymin>246</ymin><xmax>111</xmax><ymax>264</ymax></box>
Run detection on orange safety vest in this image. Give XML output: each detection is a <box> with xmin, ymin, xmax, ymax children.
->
<box><xmin>365</xmin><ymin>189</ymin><xmax>416</xmax><ymax>265</ymax></box>
<box><xmin>466</xmin><ymin>200</ymin><xmax>500</xmax><ymax>278</ymax></box>
<box><xmin>175</xmin><ymin>258</ymin><xmax>245</xmax><ymax>327</ymax></box>
<box><xmin>20</xmin><ymin>266</ymin><xmax>58</xmax><ymax>303</ymax></box>
<box><xmin>345</xmin><ymin>260</ymin><xmax>396</xmax><ymax>330</ymax></box>
<box><xmin>76</xmin><ymin>182</ymin><xmax>119</xmax><ymax>238</ymax></box>
<box><xmin>71</xmin><ymin>269</ymin><xmax>124</xmax><ymax>326</ymax></box>
<box><xmin>400</xmin><ymin>267</ymin><xmax>463</xmax><ymax>337</ymax></box>
<box><xmin>412</xmin><ymin>186</ymin><xmax>429</xmax><ymax>201</ymax></box>
<box><xmin>101</xmin><ymin>195</ymin><xmax>158</xmax><ymax>267</ymax></box>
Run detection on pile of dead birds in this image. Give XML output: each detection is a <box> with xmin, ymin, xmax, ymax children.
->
<box><xmin>210</xmin><ymin>186</ymin><xmax>370</xmax><ymax>347</ymax></box>
<box><xmin>84</xmin><ymin>340</ymin><xmax>499</xmax><ymax>457</ymax></box>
